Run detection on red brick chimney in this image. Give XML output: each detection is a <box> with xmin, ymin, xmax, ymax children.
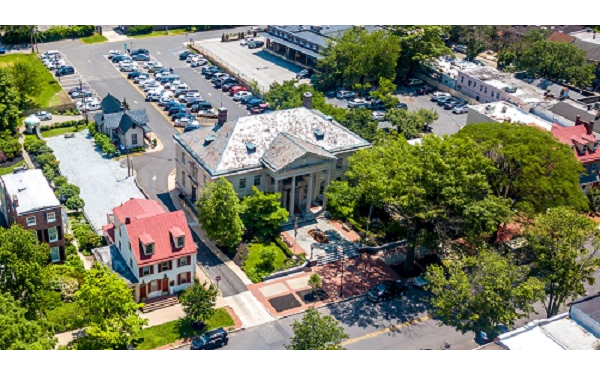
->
<box><xmin>576</xmin><ymin>115</ymin><xmax>582</xmax><ymax>125</ymax></box>
<box><xmin>585</xmin><ymin>121</ymin><xmax>593</xmax><ymax>135</ymax></box>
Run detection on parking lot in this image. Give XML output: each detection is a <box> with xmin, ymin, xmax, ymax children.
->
<box><xmin>195</xmin><ymin>37</ymin><xmax>302</xmax><ymax>92</ymax></box>
<box><xmin>326</xmin><ymin>86</ymin><xmax>468</xmax><ymax>136</ymax></box>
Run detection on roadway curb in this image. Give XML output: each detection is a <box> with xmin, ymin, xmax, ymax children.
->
<box><xmin>273</xmin><ymin>293</ymin><xmax>367</xmax><ymax>320</ymax></box>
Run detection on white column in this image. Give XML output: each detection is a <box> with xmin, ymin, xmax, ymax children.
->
<box><xmin>273</xmin><ymin>178</ymin><xmax>279</xmax><ymax>193</ymax></box>
<box><xmin>322</xmin><ymin>169</ymin><xmax>331</xmax><ymax>211</ymax></box>
<box><xmin>306</xmin><ymin>172</ymin><xmax>313</xmax><ymax>213</ymax></box>
<box><xmin>289</xmin><ymin>175</ymin><xmax>296</xmax><ymax>218</ymax></box>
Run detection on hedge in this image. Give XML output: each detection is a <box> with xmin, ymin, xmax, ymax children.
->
<box><xmin>275</xmin><ymin>237</ymin><xmax>293</xmax><ymax>258</ymax></box>
<box><xmin>46</xmin><ymin>301</ymin><xmax>85</xmax><ymax>333</ymax></box>
<box><xmin>126</xmin><ymin>25</ymin><xmax>153</xmax><ymax>36</ymax></box>
<box><xmin>40</xmin><ymin>119</ymin><xmax>90</xmax><ymax>131</ymax></box>
<box><xmin>1</xmin><ymin>25</ymin><xmax>95</xmax><ymax>45</ymax></box>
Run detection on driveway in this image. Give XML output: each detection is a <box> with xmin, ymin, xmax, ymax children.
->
<box><xmin>46</xmin><ymin>130</ymin><xmax>145</xmax><ymax>231</ymax></box>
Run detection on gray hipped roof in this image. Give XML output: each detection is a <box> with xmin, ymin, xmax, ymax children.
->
<box><xmin>99</xmin><ymin>109</ymin><xmax>149</xmax><ymax>132</ymax></box>
<box><xmin>101</xmin><ymin>93</ymin><xmax>122</xmax><ymax>114</ymax></box>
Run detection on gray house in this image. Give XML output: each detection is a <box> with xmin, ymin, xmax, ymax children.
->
<box><xmin>94</xmin><ymin>94</ymin><xmax>150</xmax><ymax>150</ymax></box>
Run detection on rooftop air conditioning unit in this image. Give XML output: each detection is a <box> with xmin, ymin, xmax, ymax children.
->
<box><xmin>503</xmin><ymin>86</ymin><xmax>517</xmax><ymax>93</ymax></box>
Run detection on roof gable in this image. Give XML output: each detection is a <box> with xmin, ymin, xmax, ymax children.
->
<box><xmin>261</xmin><ymin>132</ymin><xmax>335</xmax><ymax>172</ymax></box>
<box><xmin>101</xmin><ymin>93</ymin><xmax>122</xmax><ymax>114</ymax></box>
<box><xmin>113</xmin><ymin>198</ymin><xmax>165</xmax><ymax>224</ymax></box>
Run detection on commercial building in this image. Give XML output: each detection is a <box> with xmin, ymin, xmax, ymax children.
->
<box><xmin>467</xmin><ymin>101</ymin><xmax>554</xmax><ymax>131</ymax></box>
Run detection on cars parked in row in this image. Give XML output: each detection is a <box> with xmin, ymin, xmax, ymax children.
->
<box><xmin>55</xmin><ymin>66</ymin><xmax>75</xmax><ymax>76</ymax></box>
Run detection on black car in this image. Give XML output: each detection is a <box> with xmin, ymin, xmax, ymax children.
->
<box><xmin>172</xmin><ymin>113</ymin><xmax>194</xmax><ymax>121</ymax></box>
<box><xmin>131</xmin><ymin>49</ymin><xmax>149</xmax><ymax>56</ymax></box>
<box><xmin>112</xmin><ymin>55</ymin><xmax>130</xmax><ymax>63</ymax></box>
<box><xmin>369</xmin><ymin>99</ymin><xmax>387</xmax><ymax>111</ymax></box>
<box><xmin>168</xmin><ymin>106</ymin><xmax>188</xmax><ymax>116</ymax></box>
<box><xmin>246</xmin><ymin>98</ymin><xmax>265</xmax><ymax>109</ymax></box>
<box><xmin>191</xmin><ymin>101</ymin><xmax>213</xmax><ymax>112</ymax></box>
<box><xmin>179</xmin><ymin>50</ymin><xmax>193</xmax><ymax>60</ymax></box>
<box><xmin>396</xmin><ymin>103</ymin><xmax>408</xmax><ymax>110</ymax></box>
<box><xmin>128</xmin><ymin>71</ymin><xmax>144</xmax><ymax>80</ymax></box>
<box><xmin>248</xmin><ymin>40</ymin><xmax>264</xmax><ymax>49</ymax></box>
<box><xmin>190</xmin><ymin>328</ymin><xmax>229</xmax><ymax>350</ymax></box>
<box><xmin>367</xmin><ymin>280</ymin><xmax>408</xmax><ymax>303</ymax></box>
<box><xmin>203</xmin><ymin>67</ymin><xmax>222</xmax><ymax>78</ymax></box>
<box><xmin>55</xmin><ymin>66</ymin><xmax>74</xmax><ymax>76</ymax></box>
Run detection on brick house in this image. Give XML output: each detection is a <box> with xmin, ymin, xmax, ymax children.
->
<box><xmin>552</xmin><ymin>116</ymin><xmax>600</xmax><ymax>190</ymax></box>
<box><xmin>102</xmin><ymin>198</ymin><xmax>196</xmax><ymax>302</ymax></box>
<box><xmin>94</xmin><ymin>93</ymin><xmax>150</xmax><ymax>151</ymax></box>
<box><xmin>0</xmin><ymin>169</ymin><xmax>65</xmax><ymax>263</ymax></box>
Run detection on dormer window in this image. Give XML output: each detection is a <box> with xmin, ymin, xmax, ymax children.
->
<box><xmin>177</xmin><ymin>236</ymin><xmax>185</xmax><ymax>248</ymax></box>
<box><xmin>170</xmin><ymin>226</ymin><xmax>186</xmax><ymax>248</ymax></box>
<box><xmin>144</xmin><ymin>243</ymin><xmax>155</xmax><ymax>255</ymax></box>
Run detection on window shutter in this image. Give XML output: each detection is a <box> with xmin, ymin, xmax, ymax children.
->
<box><xmin>186</xmin><ymin>272</ymin><xmax>191</xmax><ymax>283</ymax></box>
<box><xmin>187</xmin><ymin>255</ymin><xmax>192</xmax><ymax>266</ymax></box>
<box><xmin>169</xmin><ymin>260</ymin><xmax>173</xmax><ymax>270</ymax></box>
<box><xmin>158</xmin><ymin>263</ymin><xmax>162</xmax><ymax>273</ymax></box>
<box><xmin>177</xmin><ymin>274</ymin><xmax>181</xmax><ymax>285</ymax></box>
<box><xmin>150</xmin><ymin>265</ymin><xmax>154</xmax><ymax>275</ymax></box>
<box><xmin>139</xmin><ymin>268</ymin><xmax>144</xmax><ymax>278</ymax></box>
<box><xmin>177</xmin><ymin>258</ymin><xmax>181</xmax><ymax>268</ymax></box>
<box><xmin>58</xmin><ymin>225</ymin><xmax>63</xmax><ymax>240</ymax></box>
<box><xmin>44</xmin><ymin>229</ymin><xmax>49</xmax><ymax>242</ymax></box>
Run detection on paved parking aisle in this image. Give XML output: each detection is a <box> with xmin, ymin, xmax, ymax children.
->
<box><xmin>48</xmin><ymin>52</ymin><xmax>101</xmax><ymax>114</ymax></box>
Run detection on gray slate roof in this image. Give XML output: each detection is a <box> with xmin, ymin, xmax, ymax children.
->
<box><xmin>261</xmin><ymin>133</ymin><xmax>336</xmax><ymax>172</ymax></box>
<box><xmin>100</xmin><ymin>109</ymin><xmax>149</xmax><ymax>132</ymax></box>
<box><xmin>549</xmin><ymin>101</ymin><xmax>597</xmax><ymax>123</ymax></box>
<box><xmin>174</xmin><ymin>107</ymin><xmax>370</xmax><ymax>176</ymax></box>
<box><xmin>92</xmin><ymin>245</ymin><xmax>138</xmax><ymax>285</ymax></box>
<box><xmin>101</xmin><ymin>93</ymin><xmax>122</xmax><ymax>114</ymax></box>
<box><xmin>572</xmin><ymin>38</ymin><xmax>600</xmax><ymax>62</ymax></box>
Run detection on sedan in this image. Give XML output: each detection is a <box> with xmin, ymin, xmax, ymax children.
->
<box><xmin>222</xmin><ymin>81</ymin><xmax>238</xmax><ymax>92</ymax></box>
<box><xmin>198</xmin><ymin>109</ymin><xmax>219</xmax><ymax>118</ymax></box>
<box><xmin>190</xmin><ymin>58</ymin><xmax>208</xmax><ymax>67</ymax></box>
<box><xmin>371</xmin><ymin>111</ymin><xmax>386</xmax><ymax>121</ymax></box>
<box><xmin>347</xmin><ymin>98</ymin><xmax>370</xmax><ymax>109</ymax></box>
<box><xmin>366</xmin><ymin>280</ymin><xmax>408</xmax><ymax>303</ymax></box>
<box><xmin>179</xmin><ymin>50</ymin><xmax>193</xmax><ymax>60</ymax></box>
<box><xmin>296</xmin><ymin>68</ymin><xmax>314</xmax><ymax>79</ymax></box>
<box><xmin>35</xmin><ymin>111</ymin><xmax>52</xmax><ymax>121</ymax></box>
<box><xmin>70</xmin><ymin>91</ymin><xmax>93</xmax><ymax>99</ymax></box>
<box><xmin>240</xmin><ymin>95</ymin><xmax>257</xmax><ymax>105</ymax></box>
<box><xmin>132</xmin><ymin>54</ymin><xmax>150</xmax><ymax>61</ymax></box>
<box><xmin>248</xmin><ymin>41</ymin><xmax>264</xmax><ymax>49</ymax></box>
<box><xmin>240</xmin><ymin>38</ymin><xmax>254</xmax><ymax>46</ymax></box>
<box><xmin>233</xmin><ymin>91</ymin><xmax>252</xmax><ymax>101</ymax></box>
<box><xmin>246</xmin><ymin>98</ymin><xmax>266</xmax><ymax>109</ymax></box>
<box><xmin>336</xmin><ymin>90</ymin><xmax>356</xmax><ymax>99</ymax></box>
<box><xmin>452</xmin><ymin>105</ymin><xmax>469</xmax><ymax>114</ymax></box>
<box><xmin>174</xmin><ymin>117</ymin><xmax>195</xmax><ymax>127</ymax></box>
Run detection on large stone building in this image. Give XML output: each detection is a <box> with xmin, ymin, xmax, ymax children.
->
<box><xmin>173</xmin><ymin>95</ymin><xmax>370</xmax><ymax>219</ymax></box>
<box><xmin>0</xmin><ymin>169</ymin><xmax>65</xmax><ymax>263</ymax></box>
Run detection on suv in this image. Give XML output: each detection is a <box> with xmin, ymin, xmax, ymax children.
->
<box><xmin>190</xmin><ymin>328</ymin><xmax>229</xmax><ymax>350</ymax></box>
<box><xmin>55</xmin><ymin>66</ymin><xmax>75</xmax><ymax>76</ymax></box>
<box><xmin>179</xmin><ymin>51</ymin><xmax>193</xmax><ymax>60</ymax></box>
<box><xmin>367</xmin><ymin>280</ymin><xmax>408</xmax><ymax>303</ymax></box>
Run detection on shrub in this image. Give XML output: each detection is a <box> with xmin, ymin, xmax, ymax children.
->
<box><xmin>46</xmin><ymin>301</ymin><xmax>85</xmax><ymax>333</ymax></box>
<box><xmin>126</xmin><ymin>25</ymin><xmax>153</xmax><ymax>36</ymax></box>
<box><xmin>0</xmin><ymin>134</ymin><xmax>22</xmax><ymax>159</ymax></box>
<box><xmin>24</xmin><ymin>137</ymin><xmax>46</xmax><ymax>154</ymax></box>
<box><xmin>66</xmin><ymin>244</ymin><xmax>77</xmax><ymax>257</ymax></box>
<box><xmin>275</xmin><ymin>237</ymin><xmax>293</xmax><ymax>257</ymax></box>
<box><xmin>53</xmin><ymin>176</ymin><xmax>68</xmax><ymax>187</ymax></box>
<box><xmin>259</xmin><ymin>247</ymin><xmax>277</xmax><ymax>270</ymax></box>
<box><xmin>58</xmin><ymin>183</ymin><xmax>80</xmax><ymax>201</ymax></box>
<box><xmin>1</xmin><ymin>25</ymin><xmax>95</xmax><ymax>44</ymax></box>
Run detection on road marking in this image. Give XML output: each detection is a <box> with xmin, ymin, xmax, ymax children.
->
<box><xmin>152</xmin><ymin>175</ymin><xmax>156</xmax><ymax>181</ymax></box>
<box><xmin>341</xmin><ymin>314</ymin><xmax>432</xmax><ymax>346</ymax></box>
<box><xmin>156</xmin><ymin>51</ymin><xmax>161</xmax><ymax>55</ymax></box>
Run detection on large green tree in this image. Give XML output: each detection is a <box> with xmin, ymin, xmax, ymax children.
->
<box><xmin>458</xmin><ymin>122</ymin><xmax>588</xmax><ymax>214</ymax></box>
<box><xmin>388</xmin><ymin>25</ymin><xmax>451</xmax><ymax>77</ymax></box>
<box><xmin>197</xmin><ymin>177</ymin><xmax>244</xmax><ymax>249</ymax></box>
<box><xmin>318</xmin><ymin>28</ymin><xmax>401</xmax><ymax>88</ymax></box>
<box><xmin>343</xmin><ymin>108</ymin><xmax>380</xmax><ymax>142</ymax></box>
<box><xmin>325</xmin><ymin>180</ymin><xmax>361</xmax><ymax>219</ymax></box>
<box><xmin>179</xmin><ymin>280</ymin><xmax>218</xmax><ymax>324</ymax></box>
<box><xmin>384</xmin><ymin>108</ymin><xmax>439</xmax><ymax>140</ymax></box>
<box><xmin>241</xmin><ymin>186</ymin><xmax>288</xmax><ymax>240</ymax></box>
<box><xmin>526</xmin><ymin>207</ymin><xmax>600</xmax><ymax>317</ymax></box>
<box><xmin>426</xmin><ymin>248</ymin><xmax>544</xmax><ymax>335</ymax></box>
<box><xmin>0</xmin><ymin>292</ymin><xmax>56</xmax><ymax>350</ymax></box>
<box><xmin>450</xmin><ymin>26</ymin><xmax>504</xmax><ymax>61</ymax></box>
<box><xmin>347</xmin><ymin>135</ymin><xmax>510</xmax><ymax>271</ymax></box>
<box><xmin>0</xmin><ymin>225</ymin><xmax>50</xmax><ymax>316</ymax></box>
<box><xmin>11</xmin><ymin>60</ymin><xmax>41</xmax><ymax>109</ymax></box>
<box><xmin>72</xmin><ymin>263</ymin><xmax>147</xmax><ymax>350</ymax></box>
<box><xmin>0</xmin><ymin>67</ymin><xmax>20</xmax><ymax>133</ymax></box>
<box><xmin>285</xmin><ymin>307</ymin><xmax>348</xmax><ymax>350</ymax></box>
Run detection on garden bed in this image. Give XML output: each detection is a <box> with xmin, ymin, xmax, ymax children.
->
<box><xmin>0</xmin><ymin>155</ymin><xmax>25</xmax><ymax>176</ymax></box>
<box><xmin>237</xmin><ymin>241</ymin><xmax>307</xmax><ymax>283</ymax></box>
<box><xmin>297</xmin><ymin>288</ymin><xmax>329</xmax><ymax>303</ymax></box>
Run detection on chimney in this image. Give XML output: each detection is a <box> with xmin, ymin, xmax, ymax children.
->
<box><xmin>303</xmin><ymin>92</ymin><xmax>313</xmax><ymax>109</ymax></box>
<box><xmin>125</xmin><ymin>216</ymin><xmax>131</xmax><ymax>224</ymax></box>
<box><xmin>217</xmin><ymin>107</ymin><xmax>228</xmax><ymax>125</ymax></box>
<box><xmin>576</xmin><ymin>115</ymin><xmax>581</xmax><ymax>125</ymax></box>
<box><xmin>585</xmin><ymin>121</ymin><xmax>593</xmax><ymax>135</ymax></box>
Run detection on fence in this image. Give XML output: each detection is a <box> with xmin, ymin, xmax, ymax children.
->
<box><xmin>190</xmin><ymin>43</ymin><xmax>269</xmax><ymax>97</ymax></box>
<box><xmin>21</xmin><ymin>103</ymin><xmax>77</xmax><ymax>117</ymax></box>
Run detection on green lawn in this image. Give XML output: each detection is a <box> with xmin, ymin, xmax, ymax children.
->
<box><xmin>81</xmin><ymin>33</ymin><xmax>108</xmax><ymax>44</ymax></box>
<box><xmin>243</xmin><ymin>242</ymin><xmax>288</xmax><ymax>283</ymax></box>
<box><xmin>134</xmin><ymin>308</ymin><xmax>234</xmax><ymax>350</ymax></box>
<box><xmin>131</xmin><ymin>28</ymin><xmax>193</xmax><ymax>39</ymax></box>
<box><xmin>41</xmin><ymin>126</ymin><xmax>82</xmax><ymax>138</ymax></box>
<box><xmin>0</xmin><ymin>161</ymin><xmax>26</xmax><ymax>176</ymax></box>
<box><xmin>0</xmin><ymin>53</ymin><xmax>62</xmax><ymax>108</ymax></box>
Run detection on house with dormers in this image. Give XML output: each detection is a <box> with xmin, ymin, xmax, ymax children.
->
<box><xmin>552</xmin><ymin>116</ymin><xmax>600</xmax><ymax>190</ymax></box>
<box><xmin>102</xmin><ymin>198</ymin><xmax>196</xmax><ymax>302</ymax></box>
<box><xmin>94</xmin><ymin>93</ymin><xmax>150</xmax><ymax>151</ymax></box>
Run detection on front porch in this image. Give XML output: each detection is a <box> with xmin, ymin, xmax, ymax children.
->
<box><xmin>270</xmin><ymin>167</ymin><xmax>332</xmax><ymax>219</ymax></box>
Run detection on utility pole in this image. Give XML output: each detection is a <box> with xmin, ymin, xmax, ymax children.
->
<box><xmin>339</xmin><ymin>246</ymin><xmax>344</xmax><ymax>298</ymax></box>
<box><xmin>124</xmin><ymin>131</ymin><xmax>131</xmax><ymax>178</ymax></box>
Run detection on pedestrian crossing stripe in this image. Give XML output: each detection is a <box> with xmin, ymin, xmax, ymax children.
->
<box><xmin>341</xmin><ymin>314</ymin><xmax>432</xmax><ymax>346</ymax></box>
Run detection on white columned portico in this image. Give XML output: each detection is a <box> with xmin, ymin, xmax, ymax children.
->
<box><xmin>322</xmin><ymin>169</ymin><xmax>331</xmax><ymax>211</ymax></box>
<box><xmin>289</xmin><ymin>175</ymin><xmax>296</xmax><ymax>218</ymax></box>
<box><xmin>306</xmin><ymin>172</ymin><xmax>313</xmax><ymax>213</ymax></box>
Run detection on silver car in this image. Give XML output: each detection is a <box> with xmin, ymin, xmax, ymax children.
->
<box><xmin>35</xmin><ymin>111</ymin><xmax>52</xmax><ymax>121</ymax></box>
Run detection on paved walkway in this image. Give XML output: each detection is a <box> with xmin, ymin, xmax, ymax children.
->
<box><xmin>102</xmin><ymin>29</ymin><xmax>129</xmax><ymax>43</ymax></box>
<box><xmin>224</xmin><ymin>291</ymin><xmax>275</xmax><ymax>328</ymax></box>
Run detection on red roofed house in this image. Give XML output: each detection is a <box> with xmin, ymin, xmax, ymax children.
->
<box><xmin>552</xmin><ymin>116</ymin><xmax>600</xmax><ymax>190</ymax></box>
<box><xmin>103</xmin><ymin>198</ymin><xmax>196</xmax><ymax>302</ymax></box>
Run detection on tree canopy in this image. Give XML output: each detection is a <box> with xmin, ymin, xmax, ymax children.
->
<box><xmin>426</xmin><ymin>248</ymin><xmax>544</xmax><ymax>335</ymax></box>
<box><xmin>72</xmin><ymin>263</ymin><xmax>147</xmax><ymax>350</ymax></box>
<box><xmin>0</xmin><ymin>67</ymin><xmax>20</xmax><ymax>133</ymax></box>
<box><xmin>0</xmin><ymin>292</ymin><xmax>56</xmax><ymax>350</ymax></box>
<box><xmin>457</xmin><ymin>122</ymin><xmax>588</xmax><ymax>214</ymax></box>
<box><xmin>11</xmin><ymin>60</ymin><xmax>41</xmax><ymax>109</ymax></box>
<box><xmin>241</xmin><ymin>186</ymin><xmax>289</xmax><ymax>240</ymax></box>
<box><xmin>179</xmin><ymin>280</ymin><xmax>218</xmax><ymax>324</ymax></box>
<box><xmin>388</xmin><ymin>25</ymin><xmax>451</xmax><ymax>77</ymax></box>
<box><xmin>384</xmin><ymin>108</ymin><xmax>439</xmax><ymax>140</ymax></box>
<box><xmin>0</xmin><ymin>225</ymin><xmax>50</xmax><ymax>316</ymax></box>
<box><xmin>285</xmin><ymin>307</ymin><xmax>348</xmax><ymax>350</ymax></box>
<box><xmin>197</xmin><ymin>177</ymin><xmax>244</xmax><ymax>249</ymax></box>
<box><xmin>526</xmin><ymin>207</ymin><xmax>600</xmax><ymax>317</ymax></box>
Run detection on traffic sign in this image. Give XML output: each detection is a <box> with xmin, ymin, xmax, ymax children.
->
<box><xmin>215</xmin><ymin>276</ymin><xmax>221</xmax><ymax>282</ymax></box>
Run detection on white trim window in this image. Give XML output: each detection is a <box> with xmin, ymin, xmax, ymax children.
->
<box><xmin>144</xmin><ymin>243</ymin><xmax>155</xmax><ymax>255</ymax></box>
<box><xmin>142</xmin><ymin>266</ymin><xmax>151</xmax><ymax>276</ymax></box>
<box><xmin>150</xmin><ymin>280</ymin><xmax>160</xmax><ymax>292</ymax></box>
<box><xmin>131</xmin><ymin>133</ymin><xmax>138</xmax><ymax>146</ymax></box>
<box><xmin>179</xmin><ymin>256</ymin><xmax>189</xmax><ymax>267</ymax></box>
<box><xmin>48</xmin><ymin>227</ymin><xmax>59</xmax><ymax>243</ymax></box>
<box><xmin>180</xmin><ymin>272</ymin><xmax>189</xmax><ymax>284</ymax></box>
<box><xmin>176</xmin><ymin>236</ymin><xmax>185</xmax><ymax>248</ymax></box>
<box><xmin>26</xmin><ymin>216</ymin><xmax>36</xmax><ymax>226</ymax></box>
<box><xmin>47</xmin><ymin>212</ymin><xmax>56</xmax><ymax>223</ymax></box>
<box><xmin>50</xmin><ymin>247</ymin><xmax>60</xmax><ymax>263</ymax></box>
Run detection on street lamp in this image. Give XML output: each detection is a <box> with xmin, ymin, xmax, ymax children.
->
<box><xmin>338</xmin><ymin>245</ymin><xmax>344</xmax><ymax>298</ymax></box>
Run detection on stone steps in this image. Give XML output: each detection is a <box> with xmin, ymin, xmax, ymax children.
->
<box><xmin>316</xmin><ymin>246</ymin><xmax>361</xmax><ymax>266</ymax></box>
<box><xmin>141</xmin><ymin>295</ymin><xmax>179</xmax><ymax>313</ymax></box>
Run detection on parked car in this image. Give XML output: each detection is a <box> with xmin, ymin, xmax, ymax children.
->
<box><xmin>168</xmin><ymin>106</ymin><xmax>188</xmax><ymax>116</ymax></box>
<box><xmin>203</xmin><ymin>66</ymin><xmax>222</xmax><ymax>78</ymax></box>
<box><xmin>127</xmin><ymin>71</ymin><xmax>143</xmax><ymax>80</ymax></box>
<box><xmin>296</xmin><ymin>68</ymin><xmax>314</xmax><ymax>79</ymax></box>
<box><xmin>248</xmin><ymin>40</ymin><xmax>264</xmax><ymax>49</ymax></box>
<box><xmin>35</xmin><ymin>111</ymin><xmax>52</xmax><ymax>121</ymax></box>
<box><xmin>336</xmin><ymin>90</ymin><xmax>356</xmax><ymax>99</ymax></box>
<box><xmin>120</xmin><ymin>63</ymin><xmax>139</xmax><ymax>72</ymax></box>
<box><xmin>143</xmin><ymin>83</ymin><xmax>162</xmax><ymax>92</ymax></box>
<box><xmin>154</xmin><ymin>67</ymin><xmax>174</xmax><ymax>77</ymax></box>
<box><xmin>347</xmin><ymin>98</ymin><xmax>370</xmax><ymax>109</ymax></box>
<box><xmin>240</xmin><ymin>38</ymin><xmax>254</xmax><ymax>46</ymax></box>
<box><xmin>191</xmin><ymin>102</ymin><xmax>213</xmax><ymax>112</ymax></box>
<box><xmin>143</xmin><ymin>61</ymin><xmax>163</xmax><ymax>70</ymax></box>
<box><xmin>132</xmin><ymin>54</ymin><xmax>150</xmax><ymax>61</ymax></box>
<box><xmin>131</xmin><ymin>49</ymin><xmax>149</xmax><ymax>56</ymax></box>
<box><xmin>186</xmin><ymin>54</ymin><xmax>200</xmax><ymax>63</ymax></box>
<box><xmin>367</xmin><ymin>280</ymin><xmax>408</xmax><ymax>303</ymax></box>
<box><xmin>431</xmin><ymin>92</ymin><xmax>451</xmax><ymax>101</ymax></box>
<box><xmin>416</xmin><ymin>85</ymin><xmax>434</xmax><ymax>95</ymax></box>
<box><xmin>112</xmin><ymin>55</ymin><xmax>130</xmax><ymax>63</ymax></box>
<box><xmin>454</xmin><ymin>44</ymin><xmax>467</xmax><ymax>54</ymax></box>
<box><xmin>55</xmin><ymin>66</ymin><xmax>75</xmax><ymax>76</ymax></box>
<box><xmin>444</xmin><ymin>100</ymin><xmax>460</xmax><ymax>110</ymax></box>
<box><xmin>407</xmin><ymin>78</ymin><xmax>424</xmax><ymax>87</ymax></box>
<box><xmin>250</xmin><ymin>103</ymin><xmax>269</xmax><ymax>114</ymax></box>
<box><xmin>233</xmin><ymin>91</ymin><xmax>252</xmax><ymax>101</ymax></box>
<box><xmin>184</xmin><ymin>123</ymin><xmax>202</xmax><ymax>133</ymax></box>
<box><xmin>190</xmin><ymin>58</ymin><xmax>208</xmax><ymax>67</ymax></box>
<box><xmin>240</xmin><ymin>95</ymin><xmax>257</xmax><ymax>105</ymax></box>
<box><xmin>198</xmin><ymin>108</ymin><xmax>219</xmax><ymax>118</ymax></box>
<box><xmin>452</xmin><ymin>105</ymin><xmax>469</xmax><ymax>114</ymax></box>
<box><xmin>179</xmin><ymin>50</ymin><xmax>193</xmax><ymax>60</ymax></box>
<box><xmin>108</xmin><ymin>50</ymin><xmax>122</xmax><ymax>60</ymax></box>
<box><xmin>70</xmin><ymin>90</ymin><xmax>92</xmax><ymax>99</ymax></box>
<box><xmin>246</xmin><ymin>98</ymin><xmax>265</xmax><ymax>109</ymax></box>
<box><xmin>324</xmin><ymin>89</ymin><xmax>336</xmax><ymax>98</ymax></box>
<box><xmin>478</xmin><ymin>324</ymin><xmax>509</xmax><ymax>344</ymax></box>
<box><xmin>436</xmin><ymin>96</ymin><xmax>452</xmax><ymax>105</ymax></box>
<box><xmin>182</xmin><ymin>92</ymin><xmax>202</xmax><ymax>103</ymax></box>
<box><xmin>190</xmin><ymin>328</ymin><xmax>229</xmax><ymax>350</ymax></box>
<box><xmin>222</xmin><ymin>81</ymin><xmax>239</xmax><ymax>92</ymax></box>
<box><xmin>133</xmin><ymin>74</ymin><xmax>150</xmax><ymax>84</ymax></box>
<box><xmin>371</xmin><ymin>111</ymin><xmax>386</xmax><ymax>121</ymax></box>
<box><xmin>229</xmin><ymin>85</ymin><xmax>247</xmax><ymax>95</ymax></box>
<box><xmin>368</xmin><ymin>99</ymin><xmax>387</xmax><ymax>111</ymax></box>
<box><xmin>175</xmin><ymin>117</ymin><xmax>195</xmax><ymax>127</ymax></box>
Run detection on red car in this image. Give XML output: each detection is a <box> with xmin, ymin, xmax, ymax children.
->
<box><xmin>251</xmin><ymin>103</ymin><xmax>269</xmax><ymax>114</ymax></box>
<box><xmin>228</xmin><ymin>85</ymin><xmax>247</xmax><ymax>95</ymax></box>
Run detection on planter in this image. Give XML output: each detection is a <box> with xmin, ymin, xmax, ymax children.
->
<box><xmin>308</xmin><ymin>229</ymin><xmax>329</xmax><ymax>244</ymax></box>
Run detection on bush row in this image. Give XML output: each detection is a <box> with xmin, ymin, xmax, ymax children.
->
<box><xmin>40</xmin><ymin>119</ymin><xmax>89</xmax><ymax>131</ymax></box>
<box><xmin>126</xmin><ymin>25</ymin><xmax>153</xmax><ymax>36</ymax></box>
<box><xmin>0</xmin><ymin>131</ymin><xmax>22</xmax><ymax>160</ymax></box>
<box><xmin>1</xmin><ymin>25</ymin><xmax>95</xmax><ymax>45</ymax></box>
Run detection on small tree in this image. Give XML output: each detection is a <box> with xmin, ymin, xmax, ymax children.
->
<box><xmin>241</xmin><ymin>186</ymin><xmax>288</xmax><ymax>240</ymax></box>
<box><xmin>587</xmin><ymin>188</ymin><xmax>600</xmax><ymax>214</ymax></box>
<box><xmin>286</xmin><ymin>307</ymin><xmax>348</xmax><ymax>350</ymax></box>
<box><xmin>259</xmin><ymin>247</ymin><xmax>277</xmax><ymax>270</ymax></box>
<box><xmin>308</xmin><ymin>273</ymin><xmax>322</xmax><ymax>296</ymax></box>
<box><xmin>0</xmin><ymin>292</ymin><xmax>56</xmax><ymax>350</ymax></box>
<box><xmin>58</xmin><ymin>183</ymin><xmax>80</xmax><ymax>201</ymax></box>
<box><xmin>179</xmin><ymin>280</ymin><xmax>218</xmax><ymax>324</ymax></box>
<box><xmin>197</xmin><ymin>177</ymin><xmax>244</xmax><ymax>249</ymax></box>
<box><xmin>65</xmin><ymin>196</ymin><xmax>85</xmax><ymax>212</ymax></box>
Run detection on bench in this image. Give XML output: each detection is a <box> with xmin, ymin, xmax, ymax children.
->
<box><xmin>64</xmin><ymin>133</ymin><xmax>75</xmax><ymax>138</ymax></box>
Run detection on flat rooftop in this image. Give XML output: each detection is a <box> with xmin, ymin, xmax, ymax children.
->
<box><xmin>470</xmin><ymin>101</ymin><xmax>554</xmax><ymax>131</ymax></box>
<box><xmin>573</xmin><ymin>31</ymin><xmax>600</xmax><ymax>45</ymax></box>
<box><xmin>1</xmin><ymin>169</ymin><xmax>60</xmax><ymax>215</ymax></box>
<box><xmin>462</xmin><ymin>66</ymin><xmax>551</xmax><ymax>105</ymax></box>
<box><xmin>427</xmin><ymin>56</ymin><xmax>480</xmax><ymax>79</ymax></box>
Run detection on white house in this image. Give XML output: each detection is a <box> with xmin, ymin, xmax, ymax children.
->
<box><xmin>102</xmin><ymin>198</ymin><xmax>196</xmax><ymax>302</ymax></box>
